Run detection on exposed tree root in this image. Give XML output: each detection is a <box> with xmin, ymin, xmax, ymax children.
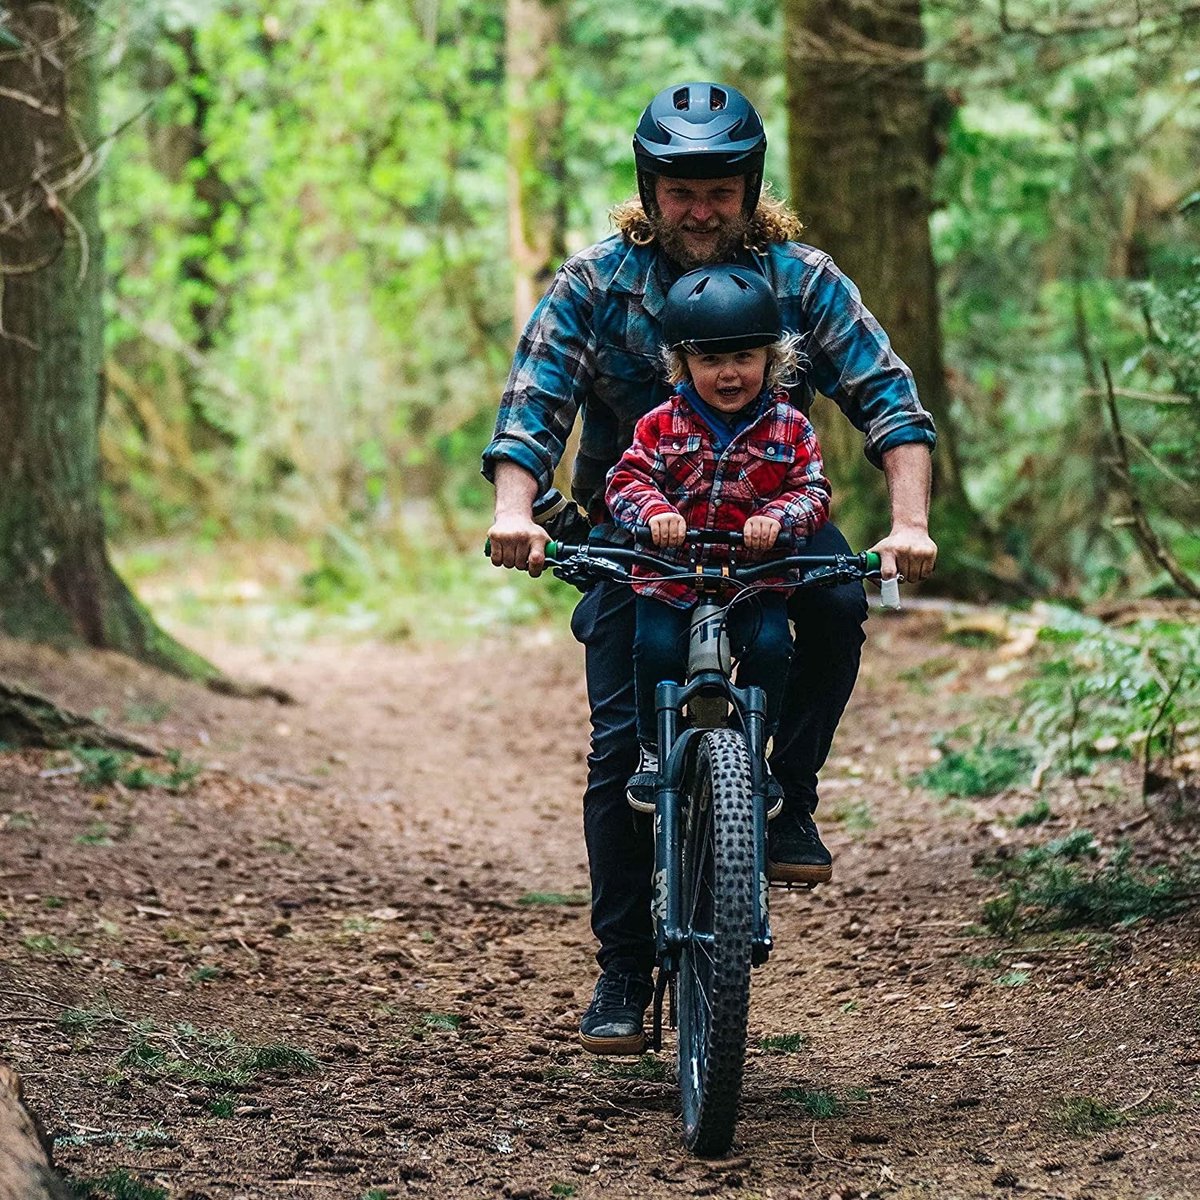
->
<box><xmin>0</xmin><ymin>1060</ymin><xmax>72</xmax><ymax>1200</ymax></box>
<box><xmin>0</xmin><ymin>680</ymin><xmax>159</xmax><ymax>754</ymax></box>
<box><xmin>206</xmin><ymin>676</ymin><xmax>294</xmax><ymax>704</ymax></box>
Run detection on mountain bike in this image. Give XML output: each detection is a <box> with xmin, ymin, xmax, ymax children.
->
<box><xmin>535</xmin><ymin>528</ymin><xmax>897</xmax><ymax>1156</ymax></box>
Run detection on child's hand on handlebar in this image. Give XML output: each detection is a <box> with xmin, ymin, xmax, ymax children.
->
<box><xmin>743</xmin><ymin>515</ymin><xmax>781</xmax><ymax>553</ymax></box>
<box><xmin>649</xmin><ymin>511</ymin><xmax>687</xmax><ymax>549</ymax></box>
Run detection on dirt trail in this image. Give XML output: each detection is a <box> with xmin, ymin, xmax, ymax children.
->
<box><xmin>1</xmin><ymin>611</ymin><xmax>1198</xmax><ymax>1200</ymax></box>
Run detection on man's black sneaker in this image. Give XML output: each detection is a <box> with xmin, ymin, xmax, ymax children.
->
<box><xmin>626</xmin><ymin>744</ymin><xmax>658</xmax><ymax>813</ymax></box>
<box><xmin>579</xmin><ymin>969</ymin><xmax>655</xmax><ymax>1055</ymax></box>
<box><xmin>767</xmin><ymin>804</ymin><xmax>833</xmax><ymax>884</ymax></box>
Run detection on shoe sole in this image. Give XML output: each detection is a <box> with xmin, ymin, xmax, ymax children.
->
<box><xmin>767</xmin><ymin>860</ymin><xmax>833</xmax><ymax>885</ymax></box>
<box><xmin>579</xmin><ymin>1030</ymin><xmax>647</xmax><ymax>1056</ymax></box>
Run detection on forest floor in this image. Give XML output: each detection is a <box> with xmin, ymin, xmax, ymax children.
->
<box><xmin>1</xmin><ymin>587</ymin><xmax>1199</xmax><ymax>1200</ymax></box>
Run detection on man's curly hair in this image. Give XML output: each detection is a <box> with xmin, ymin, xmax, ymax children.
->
<box><xmin>609</xmin><ymin>181</ymin><xmax>804</xmax><ymax>250</ymax></box>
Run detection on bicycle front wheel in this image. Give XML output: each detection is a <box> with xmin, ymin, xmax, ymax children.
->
<box><xmin>678</xmin><ymin>728</ymin><xmax>755</xmax><ymax>1156</ymax></box>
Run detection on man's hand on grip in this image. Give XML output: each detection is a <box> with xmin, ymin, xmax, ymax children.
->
<box><xmin>488</xmin><ymin>514</ymin><xmax>550</xmax><ymax>576</ymax></box>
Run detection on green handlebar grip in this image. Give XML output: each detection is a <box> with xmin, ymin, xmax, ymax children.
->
<box><xmin>864</xmin><ymin>551</ymin><xmax>882</xmax><ymax>572</ymax></box>
<box><xmin>483</xmin><ymin>538</ymin><xmax>491</xmax><ymax>556</ymax></box>
<box><xmin>545</xmin><ymin>540</ymin><xmax>559</xmax><ymax>557</ymax></box>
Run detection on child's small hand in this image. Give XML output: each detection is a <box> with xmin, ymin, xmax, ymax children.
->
<box><xmin>743</xmin><ymin>515</ymin><xmax>781</xmax><ymax>553</ymax></box>
<box><xmin>649</xmin><ymin>512</ymin><xmax>687</xmax><ymax>548</ymax></box>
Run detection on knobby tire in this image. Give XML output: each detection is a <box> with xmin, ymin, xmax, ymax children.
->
<box><xmin>678</xmin><ymin>728</ymin><xmax>755</xmax><ymax>1156</ymax></box>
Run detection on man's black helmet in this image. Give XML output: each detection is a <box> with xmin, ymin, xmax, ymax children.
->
<box><xmin>662</xmin><ymin>265</ymin><xmax>781</xmax><ymax>355</ymax></box>
<box><xmin>633</xmin><ymin>82</ymin><xmax>767</xmax><ymax>216</ymax></box>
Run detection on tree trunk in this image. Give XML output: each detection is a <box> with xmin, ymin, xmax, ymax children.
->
<box><xmin>0</xmin><ymin>2</ymin><xmax>218</xmax><ymax>679</ymax></box>
<box><xmin>784</xmin><ymin>0</ymin><xmax>995</xmax><ymax>592</ymax></box>
<box><xmin>0</xmin><ymin>1062</ymin><xmax>71</xmax><ymax>1200</ymax></box>
<box><xmin>505</xmin><ymin>0</ymin><xmax>568</xmax><ymax>333</ymax></box>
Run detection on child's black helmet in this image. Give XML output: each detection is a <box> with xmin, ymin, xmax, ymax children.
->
<box><xmin>662</xmin><ymin>265</ymin><xmax>781</xmax><ymax>354</ymax></box>
<box><xmin>633</xmin><ymin>82</ymin><xmax>767</xmax><ymax>216</ymax></box>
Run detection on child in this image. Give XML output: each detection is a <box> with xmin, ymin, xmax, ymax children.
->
<box><xmin>604</xmin><ymin>264</ymin><xmax>831</xmax><ymax>806</ymax></box>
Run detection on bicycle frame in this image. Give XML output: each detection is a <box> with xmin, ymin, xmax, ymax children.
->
<box><xmin>539</xmin><ymin>532</ymin><xmax>886</xmax><ymax>1052</ymax></box>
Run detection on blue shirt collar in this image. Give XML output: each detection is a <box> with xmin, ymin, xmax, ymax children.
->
<box><xmin>675</xmin><ymin>381</ymin><xmax>772</xmax><ymax>449</ymax></box>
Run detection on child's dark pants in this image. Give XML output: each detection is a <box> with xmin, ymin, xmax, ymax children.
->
<box><xmin>633</xmin><ymin>591</ymin><xmax>793</xmax><ymax>747</ymax></box>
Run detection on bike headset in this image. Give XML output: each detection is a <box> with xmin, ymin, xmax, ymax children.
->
<box><xmin>633</xmin><ymin>82</ymin><xmax>767</xmax><ymax>220</ymax></box>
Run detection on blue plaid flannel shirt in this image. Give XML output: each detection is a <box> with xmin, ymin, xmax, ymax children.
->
<box><xmin>482</xmin><ymin>235</ymin><xmax>936</xmax><ymax>516</ymax></box>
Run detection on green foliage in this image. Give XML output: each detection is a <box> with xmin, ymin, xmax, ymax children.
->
<box><xmin>759</xmin><ymin>1032</ymin><xmax>807</xmax><ymax>1054</ymax></box>
<box><xmin>421</xmin><ymin>1012</ymin><xmax>461</xmax><ymax>1031</ymax></box>
<box><xmin>597</xmin><ymin>1055</ymin><xmax>668</xmax><ymax>1082</ymax></box>
<box><xmin>994</xmin><ymin>970</ymin><xmax>1030</xmax><ymax>988</ymax></box>
<box><xmin>69</xmin><ymin>1171</ymin><xmax>168</xmax><ymax>1200</ymax></box>
<box><xmin>1013</xmin><ymin>798</ymin><xmax>1052</xmax><ymax>827</ymax></box>
<box><xmin>116</xmin><ymin>1020</ymin><xmax>319</xmax><ymax>1087</ymax></box>
<box><xmin>1021</xmin><ymin>610</ymin><xmax>1199</xmax><ymax>783</ymax></box>
<box><xmin>928</xmin><ymin>12</ymin><xmax>1200</xmax><ymax>595</ymax></box>
<box><xmin>517</xmin><ymin>891</ymin><xmax>589</xmax><ymax>907</ymax></box>
<box><xmin>917</xmin><ymin>734</ymin><xmax>1034</xmax><ymax>798</ymax></box>
<box><xmin>1055</xmin><ymin>1096</ymin><xmax>1126</xmax><ymax>1136</ymax></box>
<box><xmin>979</xmin><ymin>834</ymin><xmax>1198</xmax><ymax>936</ymax></box>
<box><xmin>22</xmin><ymin>933</ymin><xmax>80</xmax><ymax>956</ymax></box>
<box><xmin>74</xmin><ymin>747</ymin><xmax>201</xmax><ymax>792</ymax></box>
<box><xmin>781</xmin><ymin>1087</ymin><xmax>841</xmax><ymax>1118</ymax></box>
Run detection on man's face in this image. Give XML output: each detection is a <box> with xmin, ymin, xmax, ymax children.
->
<box><xmin>653</xmin><ymin>176</ymin><xmax>748</xmax><ymax>267</ymax></box>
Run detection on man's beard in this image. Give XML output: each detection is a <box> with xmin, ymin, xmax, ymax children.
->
<box><xmin>652</xmin><ymin>210</ymin><xmax>752</xmax><ymax>268</ymax></box>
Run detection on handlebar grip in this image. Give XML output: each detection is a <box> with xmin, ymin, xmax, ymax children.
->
<box><xmin>484</xmin><ymin>538</ymin><xmax>491</xmax><ymax>557</ymax></box>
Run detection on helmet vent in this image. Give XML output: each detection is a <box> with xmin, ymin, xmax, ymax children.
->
<box><xmin>692</xmin><ymin>278</ymin><xmax>709</xmax><ymax>295</ymax></box>
<box><xmin>710</xmin><ymin>87</ymin><xmax>727</xmax><ymax>111</ymax></box>
<box><xmin>732</xmin><ymin>274</ymin><xmax>751</xmax><ymax>291</ymax></box>
<box><xmin>673</xmin><ymin>88</ymin><xmax>691</xmax><ymax>110</ymax></box>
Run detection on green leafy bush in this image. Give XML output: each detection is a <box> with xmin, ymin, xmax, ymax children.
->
<box><xmin>1021</xmin><ymin>611</ymin><xmax>1199</xmax><ymax>788</ymax></box>
<box><xmin>917</xmin><ymin>734</ymin><xmax>1033</xmax><ymax>798</ymax></box>
<box><xmin>980</xmin><ymin>834</ymin><xmax>1197</xmax><ymax>936</ymax></box>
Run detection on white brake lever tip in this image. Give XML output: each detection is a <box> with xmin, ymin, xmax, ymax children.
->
<box><xmin>879</xmin><ymin>576</ymin><xmax>902</xmax><ymax>610</ymax></box>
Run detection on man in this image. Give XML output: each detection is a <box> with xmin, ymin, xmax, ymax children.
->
<box><xmin>484</xmin><ymin>82</ymin><xmax>938</xmax><ymax>1055</ymax></box>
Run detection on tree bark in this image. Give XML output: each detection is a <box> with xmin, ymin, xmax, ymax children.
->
<box><xmin>784</xmin><ymin>0</ymin><xmax>995</xmax><ymax>592</ymax></box>
<box><xmin>0</xmin><ymin>1061</ymin><xmax>71</xmax><ymax>1200</ymax></box>
<box><xmin>0</xmin><ymin>2</ymin><xmax>218</xmax><ymax>679</ymax></box>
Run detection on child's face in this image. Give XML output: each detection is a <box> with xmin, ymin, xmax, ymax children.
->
<box><xmin>686</xmin><ymin>348</ymin><xmax>769</xmax><ymax>414</ymax></box>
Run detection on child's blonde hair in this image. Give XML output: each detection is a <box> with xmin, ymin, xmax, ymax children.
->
<box><xmin>660</xmin><ymin>331</ymin><xmax>807</xmax><ymax>392</ymax></box>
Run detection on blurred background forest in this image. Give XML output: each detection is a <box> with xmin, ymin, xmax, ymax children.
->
<box><xmin>4</xmin><ymin>0</ymin><xmax>1200</xmax><ymax>633</ymax></box>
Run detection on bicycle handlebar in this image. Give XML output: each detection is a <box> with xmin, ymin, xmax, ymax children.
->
<box><xmin>542</xmin><ymin>538</ymin><xmax>887</xmax><ymax>590</ymax></box>
<box><xmin>485</xmin><ymin>530</ymin><xmax>900</xmax><ymax>606</ymax></box>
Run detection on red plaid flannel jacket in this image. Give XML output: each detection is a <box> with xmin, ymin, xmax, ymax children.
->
<box><xmin>604</xmin><ymin>391</ymin><xmax>831</xmax><ymax>607</ymax></box>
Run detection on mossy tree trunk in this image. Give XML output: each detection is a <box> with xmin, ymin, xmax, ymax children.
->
<box><xmin>505</xmin><ymin>0</ymin><xmax>575</xmax><ymax>493</ymax></box>
<box><xmin>784</xmin><ymin>0</ymin><xmax>999</xmax><ymax>594</ymax></box>
<box><xmin>0</xmin><ymin>2</ymin><xmax>218</xmax><ymax>680</ymax></box>
<box><xmin>505</xmin><ymin>0</ymin><xmax>568</xmax><ymax>333</ymax></box>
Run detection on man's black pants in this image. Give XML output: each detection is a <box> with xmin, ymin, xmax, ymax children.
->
<box><xmin>569</xmin><ymin>521</ymin><xmax>869</xmax><ymax>976</ymax></box>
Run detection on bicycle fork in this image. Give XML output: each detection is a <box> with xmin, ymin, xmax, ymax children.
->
<box><xmin>648</xmin><ymin>673</ymin><xmax>775</xmax><ymax>1052</ymax></box>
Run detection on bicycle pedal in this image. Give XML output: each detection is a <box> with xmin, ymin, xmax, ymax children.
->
<box><xmin>768</xmin><ymin>879</ymin><xmax>816</xmax><ymax>892</ymax></box>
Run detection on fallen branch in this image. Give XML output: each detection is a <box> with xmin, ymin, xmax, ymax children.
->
<box><xmin>0</xmin><ymin>680</ymin><xmax>159</xmax><ymax>754</ymax></box>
